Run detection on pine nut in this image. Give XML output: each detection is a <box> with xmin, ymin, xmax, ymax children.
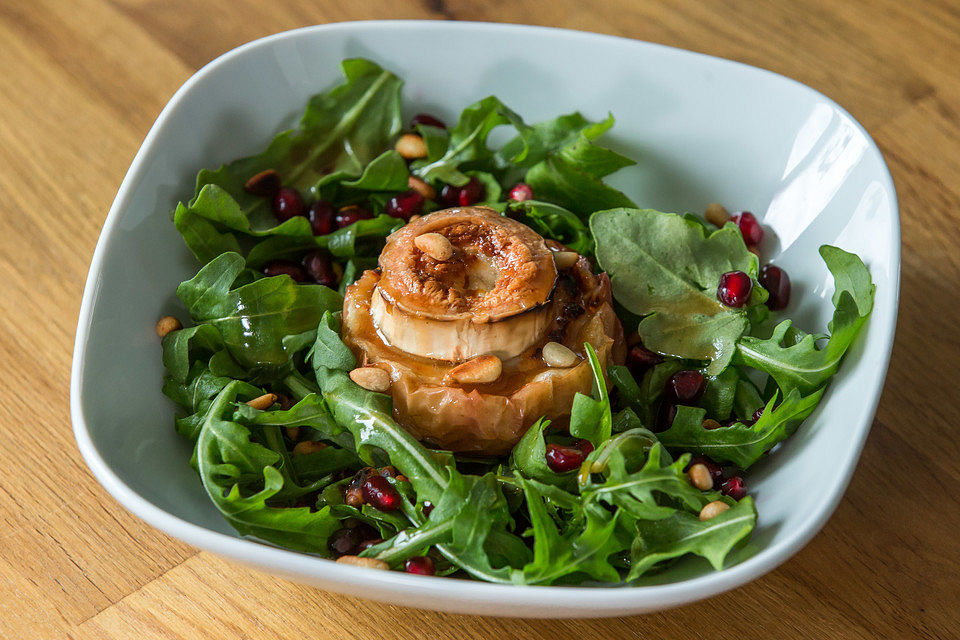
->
<box><xmin>552</xmin><ymin>251</ymin><xmax>579</xmax><ymax>270</ymax></box>
<box><xmin>408</xmin><ymin>176</ymin><xmax>436</xmax><ymax>200</ymax></box>
<box><xmin>395</xmin><ymin>475</ymin><xmax>409</xmax><ymax>483</ymax></box>
<box><xmin>705</xmin><ymin>202</ymin><xmax>730</xmax><ymax>226</ymax></box>
<box><xmin>414</xmin><ymin>233</ymin><xmax>454</xmax><ymax>261</ymax></box>
<box><xmin>395</xmin><ymin>133</ymin><xmax>427</xmax><ymax>160</ymax></box>
<box><xmin>246</xmin><ymin>393</ymin><xmax>277</xmax><ymax>410</ymax></box>
<box><xmin>336</xmin><ymin>555</ymin><xmax>390</xmax><ymax>570</ymax></box>
<box><xmin>699</xmin><ymin>500</ymin><xmax>731</xmax><ymax>521</ymax></box>
<box><xmin>688</xmin><ymin>463</ymin><xmax>714</xmax><ymax>490</ymax></box>
<box><xmin>702</xmin><ymin>418</ymin><xmax>722</xmax><ymax>430</ymax></box>
<box><xmin>350</xmin><ymin>366</ymin><xmax>391</xmax><ymax>392</ymax></box>
<box><xmin>293</xmin><ymin>440</ymin><xmax>327</xmax><ymax>456</ymax></box>
<box><xmin>155</xmin><ymin>315</ymin><xmax>182</xmax><ymax>338</ymax></box>
<box><xmin>444</xmin><ymin>355</ymin><xmax>502</xmax><ymax>385</ymax></box>
<box><xmin>542</xmin><ymin>341</ymin><xmax>579</xmax><ymax>367</ymax></box>
<box><xmin>285</xmin><ymin>426</ymin><xmax>301</xmax><ymax>441</ymax></box>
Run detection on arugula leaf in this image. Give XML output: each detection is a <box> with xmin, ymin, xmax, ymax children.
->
<box><xmin>413</xmin><ymin>96</ymin><xmax>523</xmax><ymax>186</ymax></box>
<box><xmin>514</xmin><ymin>478</ymin><xmax>622</xmax><ymax>585</ymax></box>
<box><xmin>244</xmin><ymin>214</ymin><xmax>401</xmax><ymax>267</ymax></box>
<box><xmin>628</xmin><ymin>496</ymin><xmax>757</xmax><ymax>579</ymax></box>
<box><xmin>592</xmin><ymin>208</ymin><xmax>763</xmax><ymax>375</ymax></box>
<box><xmin>507</xmin><ymin>199</ymin><xmax>593</xmax><ymax>255</ymax></box>
<box><xmin>495</xmin><ymin>112</ymin><xmax>613</xmax><ymax>170</ymax></box>
<box><xmin>195</xmin><ymin>59</ymin><xmax>402</xmax><ymax>222</ymax></box>
<box><xmin>568</xmin><ymin>343</ymin><xmax>613</xmax><ymax>447</ymax></box>
<box><xmin>658</xmin><ymin>387</ymin><xmax>825</xmax><ymax>468</ymax></box>
<box><xmin>177</xmin><ymin>252</ymin><xmax>343</xmax><ymax>369</ymax></box>
<box><xmin>509</xmin><ymin>417</ymin><xmax>565</xmax><ymax>486</ymax></box>
<box><xmin>735</xmin><ymin>245</ymin><xmax>875</xmax><ymax>395</ymax></box>
<box><xmin>196</xmin><ymin>382</ymin><xmax>340</xmax><ymax>552</ymax></box>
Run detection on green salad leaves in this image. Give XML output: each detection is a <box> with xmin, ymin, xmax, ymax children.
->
<box><xmin>158</xmin><ymin>58</ymin><xmax>874</xmax><ymax>585</ymax></box>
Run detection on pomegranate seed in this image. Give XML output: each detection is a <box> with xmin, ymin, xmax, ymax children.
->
<box><xmin>244</xmin><ymin>169</ymin><xmax>281</xmax><ymax>197</ymax></box>
<box><xmin>508</xmin><ymin>183</ymin><xmax>534</xmax><ymax>202</ymax></box>
<box><xmin>731</xmin><ymin>211</ymin><xmax>763</xmax><ymax>247</ymax></box>
<box><xmin>385</xmin><ymin>189</ymin><xmax>425</xmax><ymax>220</ymax></box>
<box><xmin>335</xmin><ymin>205</ymin><xmax>373</xmax><ymax>229</ymax></box>
<box><xmin>411</xmin><ymin>113</ymin><xmax>446</xmax><ymax>129</ymax></box>
<box><xmin>328</xmin><ymin>527</ymin><xmax>361</xmax><ymax>556</ymax></box>
<box><xmin>627</xmin><ymin>343</ymin><xmax>664</xmax><ymax>371</ymax></box>
<box><xmin>573</xmin><ymin>438</ymin><xmax>595</xmax><ymax>455</ymax></box>
<box><xmin>358</xmin><ymin>538</ymin><xmax>384</xmax><ymax>552</ymax></box>
<box><xmin>308</xmin><ymin>200</ymin><xmax>337</xmax><ymax>236</ymax></box>
<box><xmin>404</xmin><ymin>555</ymin><xmax>436</xmax><ymax>575</ymax></box>
<box><xmin>686</xmin><ymin>455</ymin><xmax>724</xmax><ymax>489</ymax></box>
<box><xmin>759</xmin><ymin>264</ymin><xmax>791</xmax><ymax>311</ymax></box>
<box><xmin>272</xmin><ymin>187</ymin><xmax>305</xmax><ymax>222</ymax></box>
<box><xmin>721</xmin><ymin>475</ymin><xmax>747</xmax><ymax>500</ymax></box>
<box><xmin>422</xmin><ymin>501</ymin><xmax>435</xmax><ymax>517</ymax></box>
<box><xmin>665</xmin><ymin>370</ymin><xmax>706</xmax><ymax>404</ymax></box>
<box><xmin>263</xmin><ymin>259</ymin><xmax>308</xmax><ymax>282</ymax></box>
<box><xmin>458</xmin><ymin>177</ymin><xmax>485</xmax><ymax>206</ymax></box>
<box><xmin>752</xmin><ymin>407</ymin><xmax>765</xmax><ymax>422</ymax></box>
<box><xmin>654</xmin><ymin>402</ymin><xmax>677</xmax><ymax>433</ymax></box>
<box><xmin>717</xmin><ymin>271</ymin><xmax>753</xmax><ymax>308</ymax></box>
<box><xmin>361</xmin><ymin>475</ymin><xmax>401</xmax><ymax>511</ymax></box>
<box><xmin>545</xmin><ymin>443</ymin><xmax>588</xmax><ymax>473</ymax></box>
<box><xmin>302</xmin><ymin>250</ymin><xmax>338</xmax><ymax>288</ymax></box>
<box><xmin>438</xmin><ymin>184</ymin><xmax>459</xmax><ymax>208</ymax></box>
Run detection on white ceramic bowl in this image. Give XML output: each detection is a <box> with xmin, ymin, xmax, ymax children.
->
<box><xmin>71</xmin><ymin>21</ymin><xmax>899</xmax><ymax>618</ymax></box>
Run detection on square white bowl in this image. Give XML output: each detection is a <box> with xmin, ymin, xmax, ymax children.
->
<box><xmin>71</xmin><ymin>21</ymin><xmax>899</xmax><ymax>618</ymax></box>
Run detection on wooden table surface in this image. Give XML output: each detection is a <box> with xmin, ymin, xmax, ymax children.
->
<box><xmin>2</xmin><ymin>1</ymin><xmax>957</xmax><ymax>638</ymax></box>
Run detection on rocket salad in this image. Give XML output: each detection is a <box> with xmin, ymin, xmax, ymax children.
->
<box><xmin>157</xmin><ymin>59</ymin><xmax>874</xmax><ymax>584</ymax></box>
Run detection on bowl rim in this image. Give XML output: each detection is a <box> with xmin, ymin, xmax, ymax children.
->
<box><xmin>70</xmin><ymin>19</ymin><xmax>901</xmax><ymax>616</ymax></box>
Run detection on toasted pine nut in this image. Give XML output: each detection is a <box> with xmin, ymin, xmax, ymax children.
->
<box><xmin>395</xmin><ymin>475</ymin><xmax>409</xmax><ymax>483</ymax></box>
<box><xmin>350</xmin><ymin>366</ymin><xmax>391</xmax><ymax>392</ymax></box>
<box><xmin>395</xmin><ymin>133</ymin><xmax>427</xmax><ymax>160</ymax></box>
<box><xmin>155</xmin><ymin>315</ymin><xmax>182</xmax><ymax>338</ymax></box>
<box><xmin>688</xmin><ymin>463</ymin><xmax>714</xmax><ymax>491</ymax></box>
<box><xmin>344</xmin><ymin>486</ymin><xmax>365</xmax><ymax>507</ymax></box>
<box><xmin>552</xmin><ymin>251</ymin><xmax>578</xmax><ymax>270</ymax></box>
<box><xmin>246</xmin><ymin>393</ymin><xmax>277</xmax><ymax>411</ymax></box>
<box><xmin>702</xmin><ymin>418</ymin><xmax>722</xmax><ymax>430</ymax></box>
<box><xmin>336</xmin><ymin>555</ymin><xmax>390</xmax><ymax>570</ymax></box>
<box><xmin>705</xmin><ymin>202</ymin><xmax>730</xmax><ymax>226</ymax></box>
<box><xmin>699</xmin><ymin>500</ymin><xmax>731</xmax><ymax>521</ymax></box>
<box><xmin>293</xmin><ymin>440</ymin><xmax>327</xmax><ymax>456</ymax></box>
<box><xmin>285</xmin><ymin>426</ymin><xmax>301</xmax><ymax>441</ymax></box>
<box><xmin>444</xmin><ymin>355</ymin><xmax>502</xmax><ymax>385</ymax></box>
<box><xmin>542</xmin><ymin>341</ymin><xmax>579</xmax><ymax>368</ymax></box>
<box><xmin>414</xmin><ymin>233</ymin><xmax>454</xmax><ymax>261</ymax></box>
<box><xmin>408</xmin><ymin>176</ymin><xmax>436</xmax><ymax>200</ymax></box>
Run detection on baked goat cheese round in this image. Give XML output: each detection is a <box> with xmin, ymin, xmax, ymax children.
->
<box><xmin>342</xmin><ymin>206</ymin><xmax>625</xmax><ymax>454</ymax></box>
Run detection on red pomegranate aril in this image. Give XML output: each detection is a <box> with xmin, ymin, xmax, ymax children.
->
<box><xmin>759</xmin><ymin>264</ymin><xmax>791</xmax><ymax>311</ymax></box>
<box><xmin>545</xmin><ymin>443</ymin><xmax>588</xmax><ymax>473</ymax></box>
<box><xmin>665</xmin><ymin>370</ymin><xmax>706</xmax><ymax>404</ymax></box>
<box><xmin>263</xmin><ymin>259</ymin><xmax>308</xmax><ymax>282</ymax></box>
<box><xmin>308</xmin><ymin>200</ymin><xmax>337</xmax><ymax>236</ymax></box>
<box><xmin>272</xmin><ymin>187</ymin><xmax>305</xmax><ymax>222</ymax></box>
<box><xmin>411</xmin><ymin>113</ymin><xmax>446</xmax><ymax>129</ymax></box>
<box><xmin>328</xmin><ymin>527</ymin><xmax>361</xmax><ymax>556</ymax></box>
<box><xmin>732</xmin><ymin>211</ymin><xmax>763</xmax><ymax>247</ymax></box>
<box><xmin>361</xmin><ymin>475</ymin><xmax>401</xmax><ymax>512</ymax></box>
<box><xmin>627</xmin><ymin>343</ymin><xmax>664</xmax><ymax>370</ymax></box>
<box><xmin>405</xmin><ymin>555</ymin><xmax>436</xmax><ymax>576</ymax></box>
<box><xmin>358</xmin><ymin>538</ymin><xmax>384</xmax><ymax>552</ymax></box>
<box><xmin>686</xmin><ymin>455</ymin><xmax>724</xmax><ymax>488</ymax></box>
<box><xmin>422</xmin><ymin>501</ymin><xmax>435</xmax><ymax>517</ymax></box>
<box><xmin>303</xmin><ymin>250</ymin><xmax>338</xmax><ymax>288</ymax></box>
<box><xmin>438</xmin><ymin>183</ymin><xmax>460</xmax><ymax>208</ymax></box>
<box><xmin>335</xmin><ymin>205</ymin><xmax>373</xmax><ymax>229</ymax></box>
<box><xmin>508</xmin><ymin>182</ymin><xmax>534</xmax><ymax>202</ymax></box>
<box><xmin>458</xmin><ymin>177</ymin><xmax>485</xmax><ymax>206</ymax></box>
<box><xmin>573</xmin><ymin>438</ymin><xmax>595</xmax><ymax>455</ymax></box>
<box><xmin>752</xmin><ymin>407</ymin><xmax>765</xmax><ymax>422</ymax></box>
<box><xmin>718</xmin><ymin>270</ymin><xmax>753</xmax><ymax>308</ymax></box>
<box><xmin>385</xmin><ymin>189</ymin><xmax>425</xmax><ymax>220</ymax></box>
<box><xmin>654</xmin><ymin>402</ymin><xmax>678</xmax><ymax>433</ymax></box>
<box><xmin>721</xmin><ymin>475</ymin><xmax>747</xmax><ymax>500</ymax></box>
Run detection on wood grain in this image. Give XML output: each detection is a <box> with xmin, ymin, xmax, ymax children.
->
<box><xmin>0</xmin><ymin>1</ymin><xmax>957</xmax><ymax>637</ymax></box>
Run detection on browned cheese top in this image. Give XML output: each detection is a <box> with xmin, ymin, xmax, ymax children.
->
<box><xmin>376</xmin><ymin>206</ymin><xmax>558</xmax><ymax>322</ymax></box>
